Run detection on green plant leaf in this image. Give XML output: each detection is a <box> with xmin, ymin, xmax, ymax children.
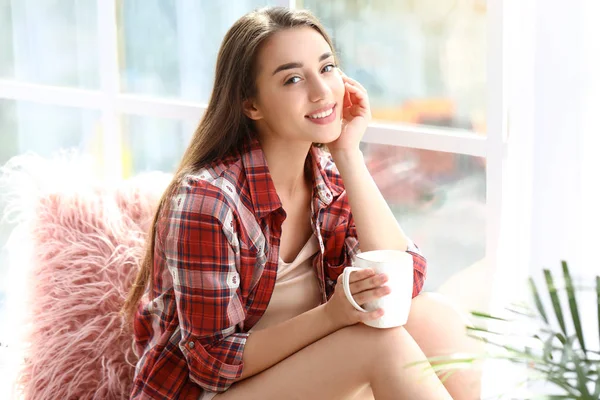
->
<box><xmin>407</xmin><ymin>353</ymin><xmax>488</xmax><ymax>371</ymax></box>
<box><xmin>543</xmin><ymin>333</ymin><xmax>561</xmax><ymax>362</ymax></box>
<box><xmin>530</xmin><ymin>276</ymin><xmax>549</xmax><ymax>324</ymax></box>
<box><xmin>593</xmin><ymin>363</ymin><xmax>600</xmax><ymax>398</ymax></box>
<box><xmin>506</xmin><ymin>303</ymin><xmax>538</xmax><ymax>319</ymax></box>
<box><xmin>419</xmin><ymin>266</ymin><xmax>600</xmax><ymax>398</ymax></box>
<box><xmin>573</xmin><ymin>355</ymin><xmax>592</xmax><ymax>398</ymax></box>
<box><xmin>470</xmin><ymin>310</ymin><xmax>510</xmax><ymax>321</ymax></box>
<box><xmin>544</xmin><ymin>269</ymin><xmax>567</xmax><ymax>334</ymax></box>
<box><xmin>544</xmin><ymin>374</ymin><xmax>584</xmax><ymax>398</ymax></box>
<box><xmin>466</xmin><ymin>325</ymin><xmax>505</xmax><ymax>336</ymax></box>
<box><xmin>559</xmin><ymin>336</ymin><xmax>576</xmax><ymax>370</ymax></box>
<box><xmin>597</xmin><ymin>276</ymin><xmax>600</xmax><ymax>353</ymax></box>
<box><xmin>524</xmin><ymin>366</ymin><xmax>582</xmax><ymax>397</ymax></box>
<box><xmin>562</xmin><ymin>260</ymin><xmax>586</xmax><ymax>354</ymax></box>
<box><xmin>539</xmin><ymin>329</ymin><xmax>567</xmax><ymax>345</ymax></box>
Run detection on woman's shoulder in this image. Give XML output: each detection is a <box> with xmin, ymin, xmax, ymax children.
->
<box><xmin>187</xmin><ymin>149</ymin><xmax>243</xmax><ymax>184</ymax></box>
<box><xmin>170</xmin><ymin>153</ymin><xmax>246</xmax><ymax>215</ymax></box>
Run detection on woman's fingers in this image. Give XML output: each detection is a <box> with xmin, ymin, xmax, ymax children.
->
<box><xmin>349</xmin><ymin>273</ymin><xmax>388</xmax><ymax>294</ymax></box>
<box><xmin>344</xmin><ymin>81</ymin><xmax>366</xmax><ymax>100</ymax></box>
<box><xmin>338</xmin><ymin>69</ymin><xmax>366</xmax><ymax>90</ymax></box>
<box><xmin>341</xmin><ymin>73</ymin><xmax>367</xmax><ymax>94</ymax></box>
<box><xmin>344</xmin><ymin>82</ymin><xmax>370</xmax><ymax>114</ymax></box>
<box><xmin>359</xmin><ymin>308</ymin><xmax>385</xmax><ymax>322</ymax></box>
<box><xmin>348</xmin><ymin>268</ymin><xmax>375</xmax><ymax>284</ymax></box>
<box><xmin>352</xmin><ymin>285</ymin><xmax>391</xmax><ymax>306</ymax></box>
<box><xmin>340</xmin><ymin>70</ymin><xmax>368</xmax><ymax>94</ymax></box>
<box><xmin>343</xmin><ymin>89</ymin><xmax>352</xmax><ymax>108</ymax></box>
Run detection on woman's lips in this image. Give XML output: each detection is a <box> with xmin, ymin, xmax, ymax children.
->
<box><xmin>305</xmin><ymin>104</ymin><xmax>337</xmax><ymax>125</ymax></box>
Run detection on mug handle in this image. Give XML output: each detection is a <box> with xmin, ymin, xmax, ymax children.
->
<box><xmin>342</xmin><ymin>267</ymin><xmax>368</xmax><ymax>312</ymax></box>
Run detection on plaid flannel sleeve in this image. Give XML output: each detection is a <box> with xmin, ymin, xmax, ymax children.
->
<box><xmin>161</xmin><ymin>183</ymin><xmax>248</xmax><ymax>393</ymax></box>
<box><xmin>406</xmin><ymin>240</ymin><xmax>427</xmax><ymax>298</ymax></box>
<box><xmin>324</xmin><ymin>212</ymin><xmax>427</xmax><ymax>298</ymax></box>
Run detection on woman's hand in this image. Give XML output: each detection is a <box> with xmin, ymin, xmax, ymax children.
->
<box><xmin>323</xmin><ymin>268</ymin><xmax>390</xmax><ymax>329</ymax></box>
<box><xmin>328</xmin><ymin>71</ymin><xmax>372</xmax><ymax>154</ymax></box>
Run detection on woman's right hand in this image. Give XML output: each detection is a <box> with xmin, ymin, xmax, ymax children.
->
<box><xmin>324</xmin><ymin>268</ymin><xmax>391</xmax><ymax>329</ymax></box>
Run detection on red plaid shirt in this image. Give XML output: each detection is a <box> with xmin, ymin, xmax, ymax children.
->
<box><xmin>130</xmin><ymin>138</ymin><xmax>427</xmax><ymax>399</ymax></box>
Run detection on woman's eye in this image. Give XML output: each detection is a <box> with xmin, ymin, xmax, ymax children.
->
<box><xmin>285</xmin><ymin>76</ymin><xmax>301</xmax><ymax>85</ymax></box>
<box><xmin>322</xmin><ymin>64</ymin><xmax>336</xmax><ymax>73</ymax></box>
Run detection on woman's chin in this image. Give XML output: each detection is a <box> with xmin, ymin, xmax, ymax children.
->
<box><xmin>318</xmin><ymin>129</ymin><xmax>343</xmax><ymax>145</ymax></box>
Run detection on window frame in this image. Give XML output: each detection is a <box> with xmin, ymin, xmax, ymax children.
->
<box><xmin>0</xmin><ymin>0</ymin><xmax>506</xmax><ymax>284</ymax></box>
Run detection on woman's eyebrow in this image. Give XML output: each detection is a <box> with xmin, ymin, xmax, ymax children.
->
<box><xmin>272</xmin><ymin>52</ymin><xmax>333</xmax><ymax>75</ymax></box>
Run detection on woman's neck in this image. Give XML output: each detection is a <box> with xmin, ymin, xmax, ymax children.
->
<box><xmin>258</xmin><ymin>136</ymin><xmax>312</xmax><ymax>200</ymax></box>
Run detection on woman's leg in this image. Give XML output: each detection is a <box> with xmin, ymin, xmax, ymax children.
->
<box><xmin>337</xmin><ymin>292</ymin><xmax>485</xmax><ymax>400</ymax></box>
<box><xmin>215</xmin><ymin>323</ymin><xmax>452</xmax><ymax>400</ymax></box>
<box><xmin>404</xmin><ymin>293</ymin><xmax>484</xmax><ymax>400</ymax></box>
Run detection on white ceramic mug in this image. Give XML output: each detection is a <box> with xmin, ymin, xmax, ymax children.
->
<box><xmin>342</xmin><ymin>250</ymin><xmax>414</xmax><ymax>329</ymax></box>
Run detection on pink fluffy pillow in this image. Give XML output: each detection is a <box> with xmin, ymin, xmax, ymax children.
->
<box><xmin>2</xmin><ymin>154</ymin><xmax>171</xmax><ymax>399</ymax></box>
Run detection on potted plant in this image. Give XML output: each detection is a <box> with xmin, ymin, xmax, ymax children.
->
<box><xmin>419</xmin><ymin>261</ymin><xmax>600</xmax><ymax>399</ymax></box>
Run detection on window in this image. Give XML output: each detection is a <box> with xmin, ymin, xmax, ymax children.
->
<box><xmin>300</xmin><ymin>0</ymin><xmax>487</xmax><ymax>132</ymax></box>
<box><xmin>122</xmin><ymin>115</ymin><xmax>195</xmax><ymax>176</ymax></box>
<box><xmin>0</xmin><ymin>0</ymin><xmax>501</xmax><ymax>347</ymax></box>
<box><xmin>118</xmin><ymin>0</ymin><xmax>288</xmax><ymax>102</ymax></box>
<box><xmin>0</xmin><ymin>99</ymin><xmax>101</xmax><ymax>347</ymax></box>
<box><xmin>0</xmin><ymin>0</ymin><xmax>99</xmax><ymax>88</ymax></box>
<box><xmin>360</xmin><ymin>143</ymin><xmax>486</xmax><ymax>291</ymax></box>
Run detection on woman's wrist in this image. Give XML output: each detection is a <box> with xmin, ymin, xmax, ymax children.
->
<box><xmin>321</xmin><ymin>302</ymin><xmax>349</xmax><ymax>332</ymax></box>
<box><xmin>329</xmin><ymin>148</ymin><xmax>364</xmax><ymax>172</ymax></box>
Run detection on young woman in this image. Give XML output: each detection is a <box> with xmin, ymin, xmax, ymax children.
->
<box><xmin>122</xmin><ymin>6</ymin><xmax>481</xmax><ymax>400</ymax></box>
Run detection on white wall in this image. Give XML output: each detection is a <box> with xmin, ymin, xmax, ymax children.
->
<box><xmin>529</xmin><ymin>0</ymin><xmax>599</xmax><ymax>331</ymax></box>
<box><xmin>528</xmin><ymin>0</ymin><xmax>599</xmax><ymax>353</ymax></box>
<box><xmin>482</xmin><ymin>1</ymin><xmax>599</xmax><ymax>396</ymax></box>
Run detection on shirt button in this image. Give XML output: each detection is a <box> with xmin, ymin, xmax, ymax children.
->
<box><xmin>189</xmin><ymin>341</ymin><xmax>195</xmax><ymax>349</ymax></box>
<box><xmin>152</xmin><ymin>301</ymin><xmax>157</xmax><ymax>308</ymax></box>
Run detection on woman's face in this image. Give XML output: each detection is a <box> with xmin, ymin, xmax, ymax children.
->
<box><xmin>246</xmin><ymin>27</ymin><xmax>345</xmax><ymax>146</ymax></box>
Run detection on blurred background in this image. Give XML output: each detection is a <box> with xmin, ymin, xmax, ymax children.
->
<box><xmin>0</xmin><ymin>0</ymin><xmax>487</xmax><ymax>337</ymax></box>
<box><xmin>4</xmin><ymin>2</ymin><xmax>600</xmax><ymax>398</ymax></box>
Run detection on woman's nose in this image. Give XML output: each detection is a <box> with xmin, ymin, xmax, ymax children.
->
<box><xmin>308</xmin><ymin>75</ymin><xmax>331</xmax><ymax>102</ymax></box>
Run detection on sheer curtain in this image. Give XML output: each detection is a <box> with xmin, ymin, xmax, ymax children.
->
<box><xmin>483</xmin><ymin>0</ymin><xmax>600</xmax><ymax>396</ymax></box>
<box><xmin>493</xmin><ymin>0</ymin><xmax>599</xmax><ymax>328</ymax></box>
<box><xmin>526</xmin><ymin>0</ymin><xmax>599</xmax><ymax>344</ymax></box>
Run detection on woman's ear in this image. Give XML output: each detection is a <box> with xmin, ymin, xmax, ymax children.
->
<box><xmin>243</xmin><ymin>99</ymin><xmax>263</xmax><ymax>121</ymax></box>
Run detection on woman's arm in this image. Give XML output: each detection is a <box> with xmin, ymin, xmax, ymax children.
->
<box><xmin>241</xmin><ymin>261</ymin><xmax>389</xmax><ymax>381</ymax></box>
<box><xmin>329</xmin><ymin>71</ymin><xmax>410</xmax><ymax>252</ymax></box>
<box><xmin>240</xmin><ymin>303</ymin><xmax>340</xmax><ymax>379</ymax></box>
<box><xmin>331</xmin><ymin>149</ymin><xmax>410</xmax><ymax>252</ymax></box>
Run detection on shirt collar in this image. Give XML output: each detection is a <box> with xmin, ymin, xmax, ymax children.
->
<box><xmin>241</xmin><ymin>137</ymin><xmax>343</xmax><ymax>219</ymax></box>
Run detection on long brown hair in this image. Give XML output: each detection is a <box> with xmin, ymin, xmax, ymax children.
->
<box><xmin>121</xmin><ymin>6</ymin><xmax>336</xmax><ymax>322</ymax></box>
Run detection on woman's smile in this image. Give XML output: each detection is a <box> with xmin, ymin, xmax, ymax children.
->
<box><xmin>306</xmin><ymin>103</ymin><xmax>337</xmax><ymax>125</ymax></box>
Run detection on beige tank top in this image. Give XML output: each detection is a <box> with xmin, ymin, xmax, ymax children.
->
<box><xmin>250</xmin><ymin>234</ymin><xmax>322</xmax><ymax>332</ymax></box>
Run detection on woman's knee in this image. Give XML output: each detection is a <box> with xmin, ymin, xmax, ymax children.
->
<box><xmin>333</xmin><ymin>323</ymin><xmax>380</xmax><ymax>349</ymax></box>
<box><xmin>405</xmin><ymin>293</ymin><xmax>472</xmax><ymax>337</ymax></box>
<box><xmin>405</xmin><ymin>294</ymin><xmax>484</xmax><ymax>398</ymax></box>
<box><xmin>333</xmin><ymin>323</ymin><xmax>408</xmax><ymax>360</ymax></box>
<box><xmin>336</xmin><ymin>323</ymin><xmax>415</xmax><ymax>361</ymax></box>
<box><xmin>338</xmin><ymin>294</ymin><xmax>470</xmax><ymax>352</ymax></box>
<box><xmin>404</xmin><ymin>292</ymin><xmax>483</xmax><ymax>359</ymax></box>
